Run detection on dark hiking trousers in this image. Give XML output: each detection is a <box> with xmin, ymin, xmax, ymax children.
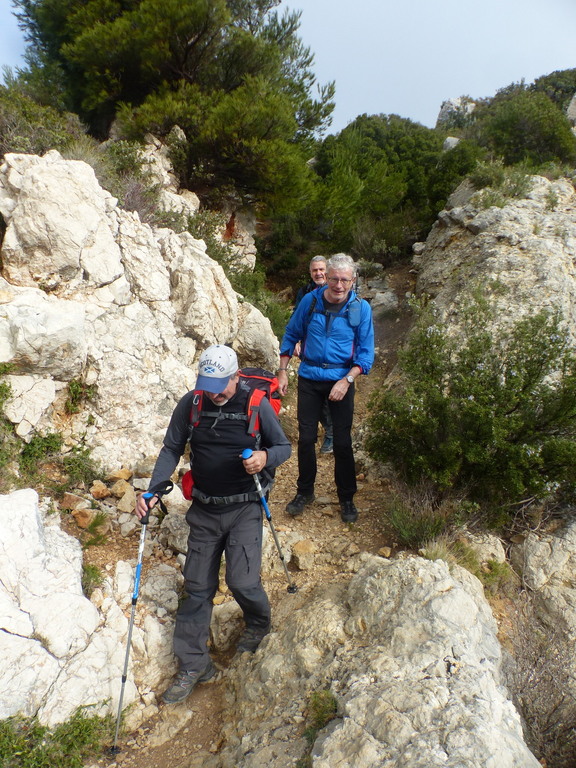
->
<box><xmin>296</xmin><ymin>375</ymin><xmax>357</xmax><ymax>501</ymax></box>
<box><xmin>173</xmin><ymin>500</ymin><xmax>270</xmax><ymax>672</ymax></box>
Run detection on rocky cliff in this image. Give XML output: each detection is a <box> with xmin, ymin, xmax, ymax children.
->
<box><xmin>3</xmin><ymin>150</ymin><xmax>576</xmax><ymax>766</ymax></box>
<box><xmin>0</xmin><ymin>150</ymin><xmax>278</xmax><ymax>472</ymax></box>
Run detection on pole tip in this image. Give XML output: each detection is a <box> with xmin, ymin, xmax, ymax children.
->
<box><xmin>287</xmin><ymin>584</ymin><xmax>298</xmax><ymax>593</ymax></box>
<box><xmin>109</xmin><ymin>745</ymin><xmax>121</xmax><ymax>756</ymax></box>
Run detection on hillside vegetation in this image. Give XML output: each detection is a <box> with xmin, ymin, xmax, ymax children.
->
<box><xmin>2</xmin><ymin>1</ymin><xmax>576</xmax><ymax>277</ymax></box>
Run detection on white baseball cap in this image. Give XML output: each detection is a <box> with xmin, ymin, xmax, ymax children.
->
<box><xmin>196</xmin><ymin>345</ymin><xmax>238</xmax><ymax>393</ymax></box>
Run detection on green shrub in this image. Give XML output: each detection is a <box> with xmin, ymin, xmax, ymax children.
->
<box><xmin>382</xmin><ymin>483</ymin><xmax>456</xmax><ymax>548</ymax></box>
<box><xmin>19</xmin><ymin>433</ymin><xmax>64</xmax><ymax>477</ymax></box>
<box><xmin>0</xmin><ymin>708</ymin><xmax>113</xmax><ymax>767</ymax></box>
<box><xmin>473</xmin><ymin>89</ymin><xmax>576</xmax><ymax>167</ymax></box>
<box><xmin>64</xmin><ymin>379</ymin><xmax>95</xmax><ymax>415</ymax></box>
<box><xmin>366</xmin><ymin>297</ymin><xmax>576</xmax><ymax>519</ymax></box>
<box><xmin>81</xmin><ymin>564</ymin><xmax>104</xmax><ymax>596</ymax></box>
<box><xmin>82</xmin><ymin>510</ymin><xmax>109</xmax><ymax>548</ymax></box>
<box><xmin>61</xmin><ymin>445</ymin><xmax>100</xmax><ymax>488</ymax></box>
<box><xmin>0</xmin><ymin>84</ymin><xmax>85</xmax><ymax>157</ymax></box>
<box><xmin>470</xmin><ymin>160</ymin><xmax>533</xmax><ymax>200</ymax></box>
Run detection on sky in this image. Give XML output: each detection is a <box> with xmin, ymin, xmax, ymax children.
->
<box><xmin>1</xmin><ymin>0</ymin><xmax>576</xmax><ymax>135</ymax></box>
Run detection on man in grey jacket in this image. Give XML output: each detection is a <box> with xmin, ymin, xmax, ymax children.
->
<box><xmin>136</xmin><ymin>345</ymin><xmax>291</xmax><ymax>704</ymax></box>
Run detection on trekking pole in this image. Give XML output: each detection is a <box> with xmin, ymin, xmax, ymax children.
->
<box><xmin>110</xmin><ymin>482</ymin><xmax>173</xmax><ymax>756</ymax></box>
<box><xmin>242</xmin><ymin>448</ymin><xmax>297</xmax><ymax>594</ymax></box>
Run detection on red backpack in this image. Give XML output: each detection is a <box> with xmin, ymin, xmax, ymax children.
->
<box><xmin>181</xmin><ymin>367</ymin><xmax>282</xmax><ymax>500</ymax></box>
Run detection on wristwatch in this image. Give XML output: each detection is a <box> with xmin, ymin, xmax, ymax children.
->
<box><xmin>345</xmin><ymin>375</ymin><xmax>354</xmax><ymax>384</ymax></box>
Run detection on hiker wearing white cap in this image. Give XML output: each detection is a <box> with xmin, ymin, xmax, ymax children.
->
<box><xmin>135</xmin><ymin>344</ymin><xmax>291</xmax><ymax>704</ymax></box>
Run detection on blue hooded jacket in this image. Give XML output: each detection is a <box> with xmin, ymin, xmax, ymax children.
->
<box><xmin>280</xmin><ymin>285</ymin><xmax>375</xmax><ymax>381</ymax></box>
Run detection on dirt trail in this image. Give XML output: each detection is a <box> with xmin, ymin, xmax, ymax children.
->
<box><xmin>93</xmin><ymin>264</ymin><xmax>416</xmax><ymax>768</ymax></box>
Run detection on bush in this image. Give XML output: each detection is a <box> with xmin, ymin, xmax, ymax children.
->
<box><xmin>366</xmin><ymin>296</ymin><xmax>576</xmax><ymax>518</ymax></box>
<box><xmin>0</xmin><ymin>708</ymin><xmax>113</xmax><ymax>767</ymax></box>
<box><xmin>0</xmin><ymin>83</ymin><xmax>85</xmax><ymax>157</ymax></box>
<box><xmin>505</xmin><ymin>593</ymin><xmax>576</xmax><ymax>768</ymax></box>
<box><xmin>381</xmin><ymin>482</ymin><xmax>456</xmax><ymax>548</ymax></box>
<box><xmin>472</xmin><ymin>89</ymin><xmax>576</xmax><ymax>167</ymax></box>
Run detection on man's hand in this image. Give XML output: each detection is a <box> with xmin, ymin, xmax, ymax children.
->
<box><xmin>242</xmin><ymin>450</ymin><xmax>267</xmax><ymax>475</ymax></box>
<box><xmin>277</xmin><ymin>369</ymin><xmax>289</xmax><ymax>396</ymax></box>
<box><xmin>135</xmin><ymin>492</ymin><xmax>157</xmax><ymax>520</ymax></box>
<box><xmin>329</xmin><ymin>377</ymin><xmax>352</xmax><ymax>401</ymax></box>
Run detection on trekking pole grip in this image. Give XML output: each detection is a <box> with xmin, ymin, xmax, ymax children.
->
<box><xmin>242</xmin><ymin>449</ymin><xmax>265</xmax><ymax>494</ymax></box>
<box><xmin>141</xmin><ymin>492</ymin><xmax>154</xmax><ymax>525</ymax></box>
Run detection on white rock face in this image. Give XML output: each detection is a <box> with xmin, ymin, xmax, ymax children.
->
<box><xmin>0</xmin><ymin>151</ymin><xmax>279</xmax><ymax>471</ymax></box>
<box><xmin>213</xmin><ymin>556</ymin><xmax>539</xmax><ymax>768</ymax></box>
<box><xmin>0</xmin><ymin>489</ymin><xmax>176</xmax><ymax>728</ymax></box>
<box><xmin>415</xmin><ymin>176</ymin><xmax>576</xmax><ymax>346</ymax></box>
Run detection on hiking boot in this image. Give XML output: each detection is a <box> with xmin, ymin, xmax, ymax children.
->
<box><xmin>340</xmin><ymin>500</ymin><xmax>358</xmax><ymax>523</ymax></box>
<box><xmin>320</xmin><ymin>437</ymin><xmax>333</xmax><ymax>454</ymax></box>
<box><xmin>162</xmin><ymin>660</ymin><xmax>217</xmax><ymax>704</ymax></box>
<box><xmin>286</xmin><ymin>493</ymin><xmax>315</xmax><ymax>517</ymax></box>
<box><xmin>236</xmin><ymin>624</ymin><xmax>271</xmax><ymax>654</ymax></box>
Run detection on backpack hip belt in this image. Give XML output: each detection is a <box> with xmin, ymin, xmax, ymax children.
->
<box><xmin>192</xmin><ymin>482</ymin><xmax>271</xmax><ymax>507</ymax></box>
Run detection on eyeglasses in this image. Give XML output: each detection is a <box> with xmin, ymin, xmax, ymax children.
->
<box><xmin>327</xmin><ymin>277</ymin><xmax>353</xmax><ymax>286</ymax></box>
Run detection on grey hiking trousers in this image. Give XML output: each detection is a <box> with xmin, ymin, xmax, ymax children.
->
<box><xmin>173</xmin><ymin>500</ymin><xmax>270</xmax><ymax>672</ymax></box>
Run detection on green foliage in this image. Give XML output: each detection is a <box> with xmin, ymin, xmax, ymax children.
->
<box><xmin>366</xmin><ymin>297</ymin><xmax>576</xmax><ymax>516</ymax></box>
<box><xmin>117</xmin><ymin>76</ymin><xmax>319</xmax><ymax>215</ymax></box>
<box><xmin>310</xmin><ymin>114</ymin><xmax>455</xmax><ymax>260</ymax></box>
<box><xmin>469</xmin><ymin>159</ymin><xmax>532</xmax><ymax>198</ymax></box>
<box><xmin>231</xmin><ymin>267</ymin><xmax>291</xmax><ymax>339</ymax></box>
<box><xmin>19</xmin><ymin>432</ymin><xmax>64</xmax><ymax>476</ymax></box>
<box><xmin>81</xmin><ymin>563</ymin><xmax>104</xmax><ymax>596</ymax></box>
<box><xmin>64</xmin><ymin>379</ymin><xmax>95</xmax><ymax>415</ymax></box>
<box><xmin>0</xmin><ymin>708</ymin><xmax>113</xmax><ymax>767</ymax></box>
<box><xmin>0</xmin><ymin>82</ymin><xmax>85</xmax><ymax>157</ymax></box>
<box><xmin>82</xmin><ymin>510</ymin><xmax>109</xmax><ymax>548</ymax></box>
<box><xmin>61</xmin><ymin>445</ymin><xmax>100</xmax><ymax>488</ymax></box>
<box><xmin>297</xmin><ymin>689</ymin><xmax>338</xmax><ymax>766</ymax></box>
<box><xmin>381</xmin><ymin>484</ymin><xmax>455</xmax><ymax>548</ymax></box>
<box><xmin>531</xmin><ymin>68</ymin><xmax>576</xmax><ymax>112</ymax></box>
<box><xmin>471</xmin><ymin>88</ymin><xmax>576</xmax><ymax>166</ymax></box>
<box><xmin>14</xmin><ymin>0</ymin><xmax>333</xmax><ymax>214</ymax></box>
<box><xmin>0</xmin><ymin>367</ymin><xmax>17</xmax><ymax>491</ymax></box>
<box><xmin>421</xmin><ymin>534</ymin><xmax>518</xmax><ymax>594</ymax></box>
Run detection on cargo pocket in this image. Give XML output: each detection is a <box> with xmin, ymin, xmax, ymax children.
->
<box><xmin>226</xmin><ymin>534</ymin><xmax>262</xmax><ymax>589</ymax></box>
<box><xmin>183</xmin><ymin>542</ymin><xmax>218</xmax><ymax>592</ymax></box>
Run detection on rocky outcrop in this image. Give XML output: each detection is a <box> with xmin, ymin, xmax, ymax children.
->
<box><xmin>0</xmin><ymin>150</ymin><xmax>278</xmax><ymax>472</ymax></box>
<box><xmin>203</xmin><ymin>555</ymin><xmax>538</xmax><ymax>768</ymax></box>
<box><xmin>413</xmin><ymin>175</ymin><xmax>576</xmax><ymax>344</ymax></box>
<box><xmin>1</xmin><ymin>484</ymin><xmax>540</xmax><ymax>766</ymax></box>
<box><xmin>0</xmin><ymin>489</ymin><xmax>175</xmax><ymax>729</ymax></box>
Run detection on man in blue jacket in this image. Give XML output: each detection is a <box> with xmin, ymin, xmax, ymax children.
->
<box><xmin>277</xmin><ymin>253</ymin><xmax>374</xmax><ymax>523</ymax></box>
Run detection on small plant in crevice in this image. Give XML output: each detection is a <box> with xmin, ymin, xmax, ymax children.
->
<box><xmin>296</xmin><ymin>689</ymin><xmax>339</xmax><ymax>768</ymax></box>
<box><xmin>65</xmin><ymin>379</ymin><xmax>95</xmax><ymax>415</ymax></box>
<box><xmin>81</xmin><ymin>564</ymin><xmax>104</xmax><ymax>597</ymax></box>
<box><xmin>82</xmin><ymin>510</ymin><xmax>109</xmax><ymax>548</ymax></box>
<box><xmin>420</xmin><ymin>534</ymin><xmax>519</xmax><ymax>596</ymax></box>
